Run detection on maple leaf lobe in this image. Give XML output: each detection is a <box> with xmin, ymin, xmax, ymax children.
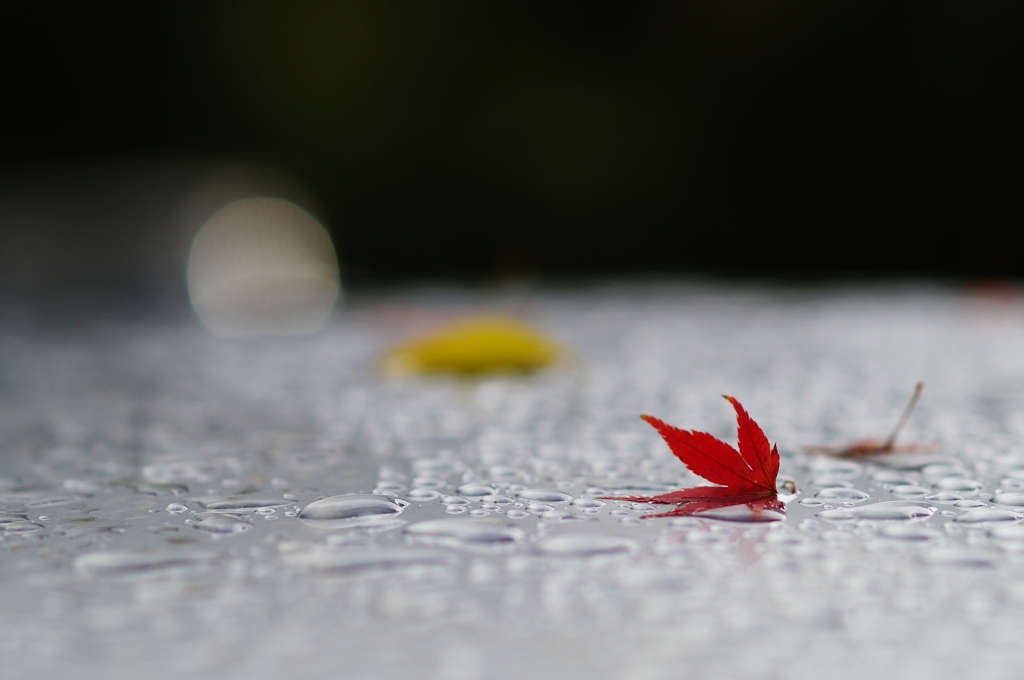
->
<box><xmin>610</xmin><ymin>398</ymin><xmax>783</xmax><ymax>519</ymax></box>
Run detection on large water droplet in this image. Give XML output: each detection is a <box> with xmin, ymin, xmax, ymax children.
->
<box><xmin>891</xmin><ymin>485</ymin><xmax>930</xmax><ymax>497</ymax></box>
<box><xmin>456</xmin><ymin>484</ymin><xmax>496</xmax><ymax>497</ymax></box>
<box><xmin>993</xmin><ymin>492</ymin><xmax>1024</xmax><ymax>508</ymax></box>
<box><xmin>818</xmin><ymin>501</ymin><xmax>934</xmax><ymax>522</ymax></box>
<box><xmin>925</xmin><ymin>492</ymin><xmax>963</xmax><ymax>503</ymax></box>
<box><xmin>407</xmin><ymin>488</ymin><xmax>441</xmax><ymax>501</ymax></box>
<box><xmin>539</xmin><ymin>510</ymin><xmax>598</xmax><ymax>523</ymax></box>
<box><xmin>2</xmin><ymin>520</ymin><xmax>44</xmax><ymax>533</ymax></box>
<box><xmin>199</xmin><ymin>498</ymin><xmax>293</xmax><ymax>512</ymax></box>
<box><xmin>815</xmin><ymin>488</ymin><xmax>870</xmax><ymax>502</ymax></box>
<box><xmin>191</xmin><ymin>514</ymin><xmax>252</xmax><ymax>536</ymax></box>
<box><xmin>516</xmin><ymin>489</ymin><xmax>572</xmax><ymax>504</ymax></box>
<box><xmin>952</xmin><ymin>508</ymin><xmax>1022</xmax><ymax>524</ymax></box>
<box><xmin>534</xmin><ymin>533</ymin><xmax>639</xmax><ymax>558</ymax></box>
<box><xmin>298</xmin><ymin>495</ymin><xmax>406</xmax><ymax>529</ymax></box>
<box><xmin>934</xmin><ymin>477</ymin><xmax>983</xmax><ymax>492</ymax></box>
<box><xmin>405</xmin><ymin>519</ymin><xmax>524</xmax><ymax>551</ymax></box>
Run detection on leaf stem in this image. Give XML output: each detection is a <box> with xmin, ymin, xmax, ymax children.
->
<box><xmin>882</xmin><ymin>382</ymin><xmax>924</xmax><ymax>450</ymax></box>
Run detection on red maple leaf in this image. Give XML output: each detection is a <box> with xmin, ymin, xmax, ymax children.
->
<box><xmin>803</xmin><ymin>382</ymin><xmax>938</xmax><ymax>458</ymax></box>
<box><xmin>604</xmin><ymin>396</ymin><xmax>789</xmax><ymax>519</ymax></box>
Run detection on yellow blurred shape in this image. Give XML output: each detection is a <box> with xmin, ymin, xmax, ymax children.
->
<box><xmin>383</xmin><ymin>317</ymin><xmax>559</xmax><ymax>377</ymax></box>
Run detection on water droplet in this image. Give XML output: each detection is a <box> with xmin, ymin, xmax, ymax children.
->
<box><xmin>469</xmin><ymin>509</ymin><xmax>491</xmax><ymax>517</ymax></box>
<box><xmin>952</xmin><ymin>507</ymin><xmax>1022</xmax><ymax>524</ymax></box>
<box><xmin>570</xmin><ymin>498</ymin><xmax>605</xmax><ymax>509</ymax></box>
<box><xmin>75</xmin><ymin>550</ymin><xmax>215</xmax><ymax>577</ymax></box>
<box><xmin>200</xmin><ymin>498</ymin><xmax>293</xmax><ymax>512</ymax></box>
<box><xmin>407</xmin><ymin>488</ymin><xmax>441</xmax><ymax>501</ymax></box>
<box><xmin>540</xmin><ymin>510</ymin><xmax>598</xmax><ymax>523</ymax></box>
<box><xmin>891</xmin><ymin>485</ymin><xmax>930</xmax><ymax>497</ymax></box>
<box><xmin>926</xmin><ymin>491</ymin><xmax>964</xmax><ymax>503</ymax></box>
<box><xmin>192</xmin><ymin>514</ymin><xmax>252</xmax><ymax>536</ymax></box>
<box><xmin>799</xmin><ymin>498</ymin><xmax>824</xmax><ymax>507</ymax></box>
<box><xmin>816</xmin><ymin>488</ymin><xmax>870</xmax><ymax>502</ymax></box>
<box><xmin>527</xmin><ymin>503</ymin><xmax>554</xmax><ymax>514</ymax></box>
<box><xmin>440</xmin><ymin>496</ymin><xmax>470</xmax><ymax>506</ymax></box>
<box><xmin>993</xmin><ymin>492</ymin><xmax>1024</xmax><ymax>507</ymax></box>
<box><xmin>935</xmin><ymin>477</ymin><xmax>983</xmax><ymax>492</ymax></box>
<box><xmin>283</xmin><ymin>548</ymin><xmax>456</xmax><ymax>575</ymax></box>
<box><xmin>695</xmin><ymin>505</ymin><xmax>785</xmax><ymax>522</ymax></box>
<box><xmin>818</xmin><ymin>501</ymin><xmax>934</xmax><ymax>522</ymax></box>
<box><xmin>405</xmin><ymin>519</ymin><xmax>524</xmax><ymax>552</ymax></box>
<box><xmin>506</xmin><ymin>509</ymin><xmax>529</xmax><ymax>519</ymax></box>
<box><xmin>534</xmin><ymin>533</ymin><xmax>639</xmax><ymax>558</ymax></box>
<box><xmin>516</xmin><ymin>489</ymin><xmax>572</xmax><ymax>504</ymax></box>
<box><xmin>255</xmin><ymin>507</ymin><xmax>276</xmax><ymax>515</ymax></box>
<box><xmin>445</xmin><ymin>506</ymin><xmax>467</xmax><ymax>514</ymax></box>
<box><xmin>921</xmin><ymin>547</ymin><xmax>998</xmax><ymax>568</ymax></box>
<box><xmin>298</xmin><ymin>495</ymin><xmax>406</xmax><ymax>529</ymax></box>
<box><xmin>954</xmin><ymin>500</ymin><xmax>987</xmax><ymax>509</ymax></box>
<box><xmin>457</xmin><ymin>484</ymin><xmax>496</xmax><ymax>497</ymax></box>
<box><xmin>2</xmin><ymin>520</ymin><xmax>43</xmax><ymax>533</ymax></box>
<box><xmin>481</xmin><ymin>495</ymin><xmax>514</xmax><ymax>506</ymax></box>
<box><xmin>166</xmin><ymin>503</ymin><xmax>188</xmax><ymax>514</ymax></box>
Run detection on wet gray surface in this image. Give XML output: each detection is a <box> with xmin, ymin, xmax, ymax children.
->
<box><xmin>4</xmin><ymin>284</ymin><xmax>1024</xmax><ymax>679</ymax></box>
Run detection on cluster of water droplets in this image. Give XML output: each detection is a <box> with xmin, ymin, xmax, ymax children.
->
<box><xmin>6</xmin><ymin>286</ymin><xmax>1024</xmax><ymax>678</ymax></box>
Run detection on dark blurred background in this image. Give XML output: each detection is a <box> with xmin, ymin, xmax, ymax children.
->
<box><xmin>2</xmin><ymin>0</ymin><xmax>1023</xmax><ymax>300</ymax></box>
